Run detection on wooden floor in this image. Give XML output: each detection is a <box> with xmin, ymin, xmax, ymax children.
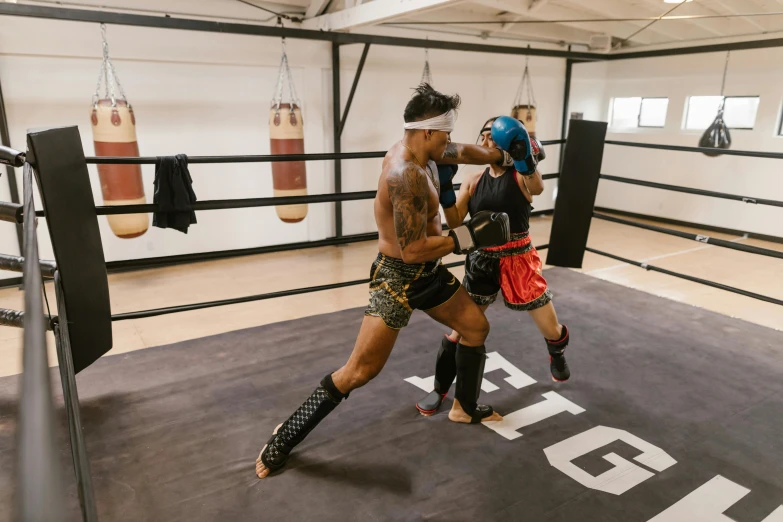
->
<box><xmin>0</xmin><ymin>214</ymin><xmax>781</xmax><ymax>377</ymax></box>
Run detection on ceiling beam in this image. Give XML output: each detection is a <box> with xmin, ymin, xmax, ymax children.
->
<box><xmin>562</xmin><ymin>0</ymin><xmax>688</xmax><ymax>42</ymax></box>
<box><xmin>0</xmin><ymin>1</ymin><xmax>603</xmax><ymax>58</ymax></box>
<box><xmin>475</xmin><ymin>0</ymin><xmax>664</xmax><ymax>44</ymax></box>
<box><xmin>499</xmin><ymin>0</ymin><xmax>550</xmax><ymax>31</ymax></box>
<box><xmin>301</xmin><ymin>0</ymin><xmax>466</xmax><ymax>31</ymax></box>
<box><xmin>710</xmin><ymin>0</ymin><xmax>766</xmax><ymax>33</ymax></box>
<box><xmin>409</xmin><ymin>3</ymin><xmax>597</xmax><ymax>44</ymax></box>
<box><xmin>500</xmin><ymin>15</ymin><xmax>522</xmax><ymax>33</ymax></box>
<box><xmin>636</xmin><ymin>0</ymin><xmax>735</xmax><ymax>39</ymax></box>
<box><xmin>528</xmin><ymin>0</ymin><xmax>552</xmax><ymax>13</ymax></box>
<box><xmin>304</xmin><ymin>0</ymin><xmax>331</xmax><ymax>19</ymax></box>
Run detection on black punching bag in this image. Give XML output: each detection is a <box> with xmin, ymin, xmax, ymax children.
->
<box><xmin>699</xmin><ymin>108</ymin><xmax>731</xmax><ymax>157</ymax></box>
<box><xmin>700</xmin><ymin>51</ymin><xmax>732</xmax><ymax>157</ymax></box>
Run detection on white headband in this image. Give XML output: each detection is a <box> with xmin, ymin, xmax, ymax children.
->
<box><xmin>403</xmin><ymin>110</ymin><xmax>456</xmax><ymax>132</ymax></box>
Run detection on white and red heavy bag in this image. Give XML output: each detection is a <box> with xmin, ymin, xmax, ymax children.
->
<box><xmin>90</xmin><ymin>24</ymin><xmax>148</xmax><ymax>239</ymax></box>
<box><xmin>269</xmin><ymin>103</ymin><xmax>307</xmax><ymax>223</ymax></box>
<box><xmin>91</xmin><ymin>99</ymin><xmax>149</xmax><ymax>238</ymax></box>
<box><xmin>511</xmin><ymin>57</ymin><xmax>538</xmax><ymax>137</ymax></box>
<box><xmin>511</xmin><ymin>104</ymin><xmax>537</xmax><ymax>136</ymax></box>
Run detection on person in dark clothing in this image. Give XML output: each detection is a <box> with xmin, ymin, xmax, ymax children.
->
<box><xmin>416</xmin><ymin>116</ymin><xmax>571</xmax><ymax>417</ymax></box>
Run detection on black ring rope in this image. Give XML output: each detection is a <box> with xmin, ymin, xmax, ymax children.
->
<box><xmin>84</xmin><ymin>139</ymin><xmax>566</xmax><ymax>165</ymax></box>
<box><xmin>106</xmin><ymin>232</ymin><xmax>382</xmax><ymax>272</ymax></box>
<box><xmin>86</xmin><ymin>150</ymin><xmax>386</xmax><ymax>165</ymax></box>
<box><xmin>605</xmin><ymin>139</ymin><xmax>783</xmax><ymax>160</ymax></box>
<box><xmin>592</xmin><ymin>212</ymin><xmax>783</xmax><ymax>260</ymax></box>
<box><xmin>32</xmin><ymin>175</ymin><xmax>561</xmax><ymax>218</ymax></box>
<box><xmin>585</xmin><ymin>247</ymin><xmax>783</xmax><ymax>307</ymax></box>
<box><xmin>103</xmin><ymin>208</ymin><xmax>555</xmax><ymax>272</ymax></box>
<box><xmin>111</xmin><ymin>245</ymin><xmax>549</xmax><ymax>321</ymax></box>
<box><xmin>600</xmin><ymin>174</ymin><xmax>783</xmax><ymax>208</ymax></box>
<box><xmin>95</xmin><ymin>190</ymin><xmax>379</xmax><ymax>215</ymax></box>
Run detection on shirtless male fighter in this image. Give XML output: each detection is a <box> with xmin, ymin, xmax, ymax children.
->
<box><xmin>256</xmin><ymin>84</ymin><xmax>515</xmax><ymax>479</ymax></box>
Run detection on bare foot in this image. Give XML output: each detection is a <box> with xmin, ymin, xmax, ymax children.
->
<box><xmin>448</xmin><ymin>398</ymin><xmax>503</xmax><ymax>423</ymax></box>
<box><xmin>255</xmin><ymin>423</ymin><xmax>283</xmax><ymax>479</ymax></box>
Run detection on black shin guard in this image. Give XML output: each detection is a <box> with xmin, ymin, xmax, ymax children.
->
<box><xmin>454</xmin><ymin>343</ymin><xmax>494</xmax><ymax>423</ymax></box>
<box><xmin>547</xmin><ymin>325</ymin><xmax>570</xmax><ymax>382</ymax></box>
<box><xmin>260</xmin><ymin>373</ymin><xmax>348</xmax><ymax>472</ymax></box>
<box><xmin>416</xmin><ymin>336</ymin><xmax>458</xmax><ymax>415</ymax></box>
<box><xmin>434</xmin><ymin>336</ymin><xmax>458</xmax><ymax>393</ymax></box>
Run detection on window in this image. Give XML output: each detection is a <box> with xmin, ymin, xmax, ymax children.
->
<box><xmin>684</xmin><ymin>95</ymin><xmax>760</xmax><ymax>130</ymax></box>
<box><xmin>723</xmin><ymin>97</ymin><xmax>759</xmax><ymax>129</ymax></box>
<box><xmin>610</xmin><ymin>97</ymin><xmax>669</xmax><ymax>128</ymax></box>
<box><xmin>610</xmin><ymin>97</ymin><xmax>641</xmax><ymax>128</ymax></box>
<box><xmin>639</xmin><ymin>98</ymin><xmax>669</xmax><ymax>127</ymax></box>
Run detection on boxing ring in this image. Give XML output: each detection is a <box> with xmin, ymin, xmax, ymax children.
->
<box><xmin>0</xmin><ymin>120</ymin><xmax>780</xmax><ymax>521</ymax></box>
<box><xmin>0</xmin><ymin>5</ymin><xmax>780</xmax><ymax>522</ymax></box>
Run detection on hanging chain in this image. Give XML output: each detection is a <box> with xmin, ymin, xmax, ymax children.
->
<box><xmin>286</xmin><ymin>41</ymin><xmax>299</xmax><ymax>108</ymax></box>
<box><xmin>92</xmin><ymin>24</ymin><xmax>129</xmax><ymax>108</ymax></box>
<box><xmin>513</xmin><ymin>48</ymin><xmax>537</xmax><ymax>109</ymax></box>
<box><xmin>526</xmin><ymin>63</ymin><xmax>537</xmax><ymax>108</ymax></box>
<box><xmin>420</xmin><ymin>47</ymin><xmax>433</xmax><ymax>86</ymax></box>
<box><xmin>718</xmin><ymin>51</ymin><xmax>731</xmax><ymax>112</ymax></box>
<box><xmin>91</xmin><ymin>58</ymin><xmax>106</xmax><ymax>107</ymax></box>
<box><xmin>272</xmin><ymin>33</ymin><xmax>302</xmax><ymax>112</ymax></box>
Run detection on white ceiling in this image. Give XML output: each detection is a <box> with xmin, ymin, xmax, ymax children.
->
<box><xmin>15</xmin><ymin>0</ymin><xmax>783</xmax><ymax>52</ymax></box>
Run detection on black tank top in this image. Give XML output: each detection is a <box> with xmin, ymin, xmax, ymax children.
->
<box><xmin>468</xmin><ymin>167</ymin><xmax>531</xmax><ymax>233</ymax></box>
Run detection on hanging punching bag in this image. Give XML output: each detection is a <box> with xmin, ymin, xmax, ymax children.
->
<box><xmin>269</xmin><ymin>103</ymin><xmax>307</xmax><ymax>223</ymax></box>
<box><xmin>90</xmin><ymin>24</ymin><xmax>148</xmax><ymax>239</ymax></box>
<box><xmin>699</xmin><ymin>53</ymin><xmax>733</xmax><ymax>158</ymax></box>
<box><xmin>511</xmin><ymin>104</ymin><xmax>537</xmax><ymax>135</ymax></box>
<box><xmin>91</xmin><ymin>100</ymin><xmax>148</xmax><ymax>238</ymax></box>
<box><xmin>511</xmin><ymin>53</ymin><xmax>538</xmax><ymax>137</ymax></box>
<box><xmin>270</xmin><ymin>37</ymin><xmax>307</xmax><ymax>224</ymax></box>
<box><xmin>699</xmin><ymin>109</ymin><xmax>731</xmax><ymax>157</ymax></box>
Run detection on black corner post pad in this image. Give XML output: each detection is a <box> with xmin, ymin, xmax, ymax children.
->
<box><xmin>546</xmin><ymin>119</ymin><xmax>608</xmax><ymax>269</ymax></box>
<box><xmin>27</xmin><ymin>126</ymin><xmax>112</xmax><ymax>373</ymax></box>
<box><xmin>0</xmin><ymin>144</ymin><xmax>24</xmax><ymax>168</ymax></box>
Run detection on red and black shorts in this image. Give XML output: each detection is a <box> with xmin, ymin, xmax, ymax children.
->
<box><xmin>463</xmin><ymin>232</ymin><xmax>552</xmax><ymax>311</ymax></box>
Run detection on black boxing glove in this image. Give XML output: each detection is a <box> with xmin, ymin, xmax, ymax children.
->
<box><xmin>531</xmin><ymin>137</ymin><xmax>546</xmax><ymax>163</ymax></box>
<box><xmin>449</xmin><ymin>211</ymin><xmax>510</xmax><ymax>254</ymax></box>
<box><xmin>437</xmin><ymin>164</ymin><xmax>458</xmax><ymax>209</ymax></box>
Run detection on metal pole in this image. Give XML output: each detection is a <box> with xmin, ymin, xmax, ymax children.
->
<box><xmin>332</xmin><ymin>42</ymin><xmax>343</xmax><ymax>238</ymax></box>
<box><xmin>17</xmin><ymin>162</ymin><xmax>66</xmax><ymax>522</ymax></box>
<box><xmin>559</xmin><ymin>58</ymin><xmax>573</xmax><ymax>172</ymax></box>
<box><xmin>54</xmin><ymin>272</ymin><xmax>99</xmax><ymax>522</ymax></box>
<box><xmin>340</xmin><ymin>43</ymin><xmax>371</xmax><ymax>136</ymax></box>
<box><xmin>0</xmin><ymin>4</ymin><xmax>603</xmax><ymax>60</ymax></box>
<box><xmin>0</xmin><ymin>78</ymin><xmax>23</xmax><ymax>253</ymax></box>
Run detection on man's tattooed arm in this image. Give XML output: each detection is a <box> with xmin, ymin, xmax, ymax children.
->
<box><xmin>387</xmin><ymin>163</ymin><xmax>456</xmax><ymax>263</ymax></box>
<box><xmin>437</xmin><ymin>143</ymin><xmax>504</xmax><ymax>166</ymax></box>
<box><xmin>388</xmin><ymin>164</ymin><xmax>428</xmax><ymax>251</ymax></box>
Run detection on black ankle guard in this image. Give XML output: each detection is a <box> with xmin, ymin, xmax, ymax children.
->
<box><xmin>260</xmin><ymin>373</ymin><xmax>347</xmax><ymax>472</ymax></box>
<box><xmin>547</xmin><ymin>325</ymin><xmax>569</xmax><ymax>356</ymax></box>
<box><xmin>434</xmin><ymin>336</ymin><xmax>458</xmax><ymax>394</ymax></box>
<box><xmin>455</xmin><ymin>344</ymin><xmax>494</xmax><ymax>423</ymax></box>
<box><xmin>321</xmin><ymin>373</ymin><xmax>349</xmax><ymax>402</ymax></box>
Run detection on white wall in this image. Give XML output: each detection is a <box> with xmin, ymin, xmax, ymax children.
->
<box><xmin>570</xmin><ymin>50</ymin><xmax>783</xmax><ymax>239</ymax></box>
<box><xmin>0</xmin><ymin>17</ymin><xmax>334</xmax><ymax>282</ymax></box>
<box><xmin>338</xmin><ymin>44</ymin><xmax>565</xmax><ymax>235</ymax></box>
<box><xmin>0</xmin><ymin>16</ymin><xmax>567</xmax><ymax>281</ymax></box>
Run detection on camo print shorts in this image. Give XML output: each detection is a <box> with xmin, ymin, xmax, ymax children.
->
<box><xmin>365</xmin><ymin>253</ymin><xmax>462</xmax><ymax>329</ymax></box>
